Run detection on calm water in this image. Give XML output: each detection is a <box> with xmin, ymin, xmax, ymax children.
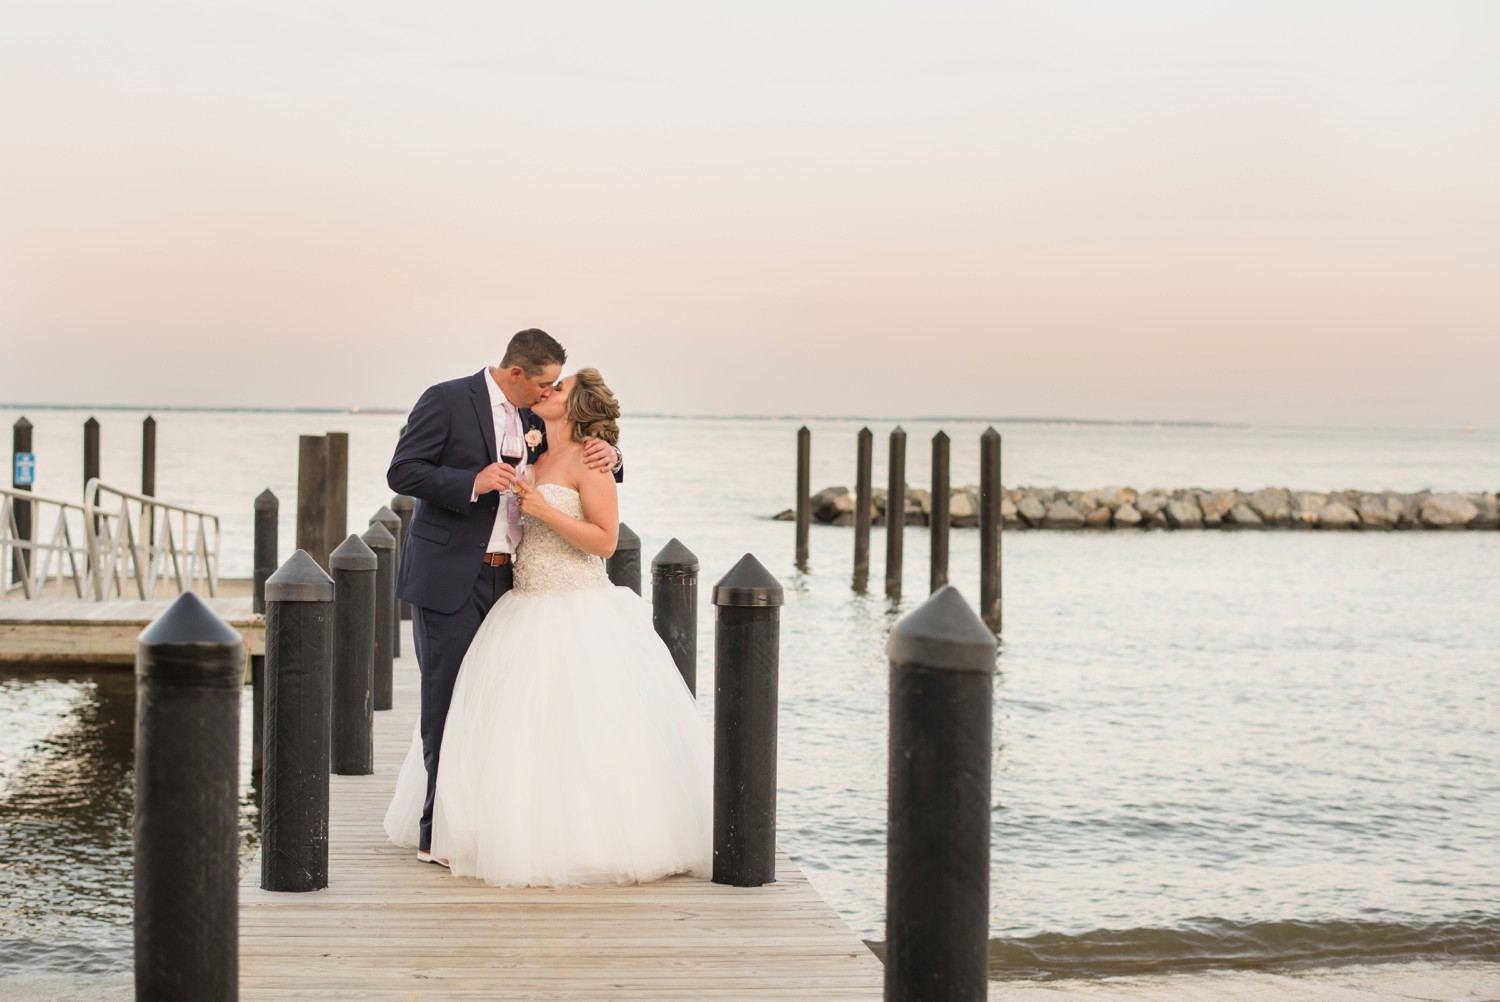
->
<box><xmin>2</xmin><ymin>407</ymin><xmax>1499</xmax><ymax>982</ymax></box>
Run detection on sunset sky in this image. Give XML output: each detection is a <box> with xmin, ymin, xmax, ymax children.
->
<box><xmin>1</xmin><ymin>1</ymin><xmax>1496</xmax><ymax>426</ymax></box>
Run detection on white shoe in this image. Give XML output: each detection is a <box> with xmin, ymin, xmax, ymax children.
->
<box><xmin>417</xmin><ymin>849</ymin><xmax>450</xmax><ymax>868</ymax></box>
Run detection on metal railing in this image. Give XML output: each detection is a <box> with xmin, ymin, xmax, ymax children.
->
<box><xmin>1</xmin><ymin>485</ymin><xmax>92</xmax><ymax>599</ymax></box>
<box><xmin>83</xmin><ymin>479</ymin><xmax>221</xmax><ymax>600</ymax></box>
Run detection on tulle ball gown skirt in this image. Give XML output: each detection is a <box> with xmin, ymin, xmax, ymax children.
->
<box><xmin>385</xmin><ymin>582</ymin><xmax>713</xmax><ymax>887</ymax></box>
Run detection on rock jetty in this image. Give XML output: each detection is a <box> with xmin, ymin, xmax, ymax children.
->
<box><xmin>777</xmin><ymin>485</ymin><xmax>1500</xmax><ymax>531</ymax></box>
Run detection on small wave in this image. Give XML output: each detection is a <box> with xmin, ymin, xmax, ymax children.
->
<box><xmin>0</xmin><ymin>937</ymin><xmax>131</xmax><ymax>977</ymax></box>
<box><xmin>867</xmin><ymin>913</ymin><xmax>1500</xmax><ymax>980</ymax></box>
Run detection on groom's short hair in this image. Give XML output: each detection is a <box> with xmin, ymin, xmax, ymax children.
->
<box><xmin>501</xmin><ymin>328</ymin><xmax>567</xmax><ymax>376</ymax></box>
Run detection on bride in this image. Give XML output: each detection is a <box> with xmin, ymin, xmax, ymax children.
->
<box><xmin>383</xmin><ymin>368</ymin><xmax>711</xmax><ymax>886</ymax></box>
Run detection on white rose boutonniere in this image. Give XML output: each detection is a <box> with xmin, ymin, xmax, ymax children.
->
<box><xmin>524</xmin><ymin>429</ymin><xmax>543</xmax><ymax>449</ymax></box>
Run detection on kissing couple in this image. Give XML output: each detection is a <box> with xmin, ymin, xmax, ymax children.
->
<box><xmin>382</xmin><ymin>328</ymin><xmax>711</xmax><ymax>885</ymax></box>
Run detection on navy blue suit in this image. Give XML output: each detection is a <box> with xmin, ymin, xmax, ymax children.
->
<box><xmin>388</xmin><ymin>370</ymin><xmax>546</xmax><ymax>851</ymax></box>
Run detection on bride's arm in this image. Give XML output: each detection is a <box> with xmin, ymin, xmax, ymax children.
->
<box><xmin>517</xmin><ymin>464</ymin><xmax>619</xmax><ymax>558</ymax></box>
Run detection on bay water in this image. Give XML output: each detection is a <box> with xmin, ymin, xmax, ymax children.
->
<box><xmin>2</xmin><ymin>406</ymin><xmax>1497</xmax><ymax>983</ymax></box>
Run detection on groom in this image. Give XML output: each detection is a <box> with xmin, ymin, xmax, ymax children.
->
<box><xmin>388</xmin><ymin>328</ymin><xmax>620</xmax><ymax>862</ymax></box>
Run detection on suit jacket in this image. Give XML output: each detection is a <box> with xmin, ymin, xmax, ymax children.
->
<box><xmin>388</xmin><ymin>370</ymin><xmax>549</xmax><ymax>614</ymax></box>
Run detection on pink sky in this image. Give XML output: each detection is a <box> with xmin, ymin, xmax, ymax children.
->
<box><xmin>1</xmin><ymin>2</ymin><xmax>1496</xmax><ymax>426</ymax></box>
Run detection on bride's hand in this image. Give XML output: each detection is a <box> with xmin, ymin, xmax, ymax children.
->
<box><xmin>513</xmin><ymin>481</ymin><xmax>551</xmax><ymax>518</ymax></box>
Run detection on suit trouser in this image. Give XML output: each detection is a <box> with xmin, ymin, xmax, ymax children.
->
<box><xmin>409</xmin><ymin>561</ymin><xmax>513</xmax><ymax>851</ymax></box>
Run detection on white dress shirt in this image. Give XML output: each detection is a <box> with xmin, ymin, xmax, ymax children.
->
<box><xmin>483</xmin><ymin>369</ymin><xmax>528</xmax><ymax>555</ymax></box>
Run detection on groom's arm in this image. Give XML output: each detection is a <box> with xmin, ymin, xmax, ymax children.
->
<box><xmin>388</xmin><ymin>385</ymin><xmax>483</xmax><ymax>513</ymax></box>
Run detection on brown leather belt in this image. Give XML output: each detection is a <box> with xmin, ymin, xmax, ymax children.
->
<box><xmin>481</xmin><ymin>552</ymin><xmax>511</xmax><ymax>567</ymax></box>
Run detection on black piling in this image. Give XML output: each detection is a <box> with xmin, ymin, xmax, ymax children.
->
<box><xmin>10</xmin><ymin>416</ymin><xmax>32</xmax><ymax>584</ymax></box>
<box><xmin>607</xmin><ymin>522</ymin><xmax>642</xmax><ymax>595</ymax></box>
<box><xmin>795</xmin><ymin>425</ymin><xmax>811</xmax><ymax>569</ymax></box>
<box><xmin>362</xmin><ymin>521</ymin><xmax>396</xmax><ymax>712</ymax></box>
<box><xmin>884</xmin><ymin>585</ymin><xmax>996</xmax><ymax>1002</ymax></box>
<box><xmin>885</xmin><ymin>426</ymin><xmax>907</xmax><ymax>600</ymax></box>
<box><xmin>141</xmin><ymin>415</ymin><xmax>156</xmax><ymax>498</ymax></box>
<box><xmin>261</xmin><ymin>550</ymin><xmax>334</xmax><ymax>893</ymax></box>
<box><xmin>296</xmin><ymin>435</ymin><xmax>329</xmax><ymax>570</ymax></box>
<box><xmin>323</xmin><ymin>431</ymin><xmax>349</xmax><ymax>571</ymax></box>
<box><xmin>252</xmin><ymin>489</ymin><xmax>279</xmax><ymax>776</ymax></box>
<box><xmin>979</xmin><ymin>427</ymin><xmax>1002</xmax><ymax>634</ymax></box>
<box><xmin>370</xmin><ymin>506</ymin><xmax>402</xmax><ymax>657</ymax></box>
<box><xmin>330</xmin><ymin>534</ymin><xmax>377</xmax><ymax>776</ymax></box>
<box><xmin>651</xmin><ymin>538</ymin><xmax>699</xmax><ymax>696</ymax></box>
<box><xmin>711</xmin><ymin>554</ymin><xmax>784</xmax><ymax>887</ymax></box>
<box><xmin>853</xmin><ymin>427</ymin><xmax>872</xmax><ymax>592</ymax></box>
<box><xmin>390</xmin><ymin>494</ymin><xmax>414</xmax><ymax>622</ymax></box>
<box><xmin>83</xmin><ymin>416</ymin><xmax>100</xmax><ymax>490</ymax></box>
<box><xmin>930</xmin><ymin>430</ymin><xmax>950</xmax><ymax>594</ymax></box>
<box><xmin>134</xmin><ymin>592</ymin><xmax>244</xmax><ymax>1002</ymax></box>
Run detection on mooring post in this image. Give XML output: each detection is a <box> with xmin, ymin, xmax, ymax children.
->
<box><xmin>885</xmin><ymin>585</ymin><xmax>996</xmax><ymax>1002</ymax></box>
<box><xmin>362</xmin><ymin>521</ymin><xmax>396</xmax><ymax>712</ymax></box>
<box><xmin>390</xmin><ymin>494</ymin><xmax>414</xmax><ymax>622</ymax></box>
<box><xmin>651</xmin><ymin>538</ymin><xmax>699</xmax><ymax>696</ymax></box>
<box><xmin>979</xmin><ymin>427</ymin><xmax>1002</xmax><ymax>634</ymax></box>
<box><xmin>252</xmin><ymin>489</ymin><xmax>279</xmax><ymax>776</ymax></box>
<box><xmin>296</xmin><ymin>435</ymin><xmax>329</xmax><ymax>570</ymax></box>
<box><xmin>370</xmin><ymin>506</ymin><xmax>402</xmax><ymax>657</ymax></box>
<box><xmin>134</xmin><ymin>592</ymin><xmax>244</xmax><ymax>1002</ymax></box>
<box><xmin>141</xmin><ymin>415</ymin><xmax>157</xmax><ymax>545</ymax></box>
<box><xmin>885</xmin><ymin>426</ymin><xmax>907</xmax><ymax>600</ymax></box>
<box><xmin>84</xmin><ymin>416</ymin><xmax>101</xmax><ymax>537</ymax></box>
<box><xmin>10</xmin><ymin>416</ymin><xmax>32</xmax><ymax>585</ymax></box>
<box><xmin>795</xmin><ymin>425</ymin><xmax>811</xmax><ymax>568</ymax></box>
<box><xmin>930</xmin><ymin>430</ymin><xmax>950</xmax><ymax>594</ymax></box>
<box><xmin>607</xmin><ymin>522</ymin><xmax>642</xmax><ymax>595</ymax></box>
<box><xmin>711</xmin><ymin>553</ymin><xmax>784</xmax><ymax>887</ymax></box>
<box><xmin>261</xmin><ymin>550</ymin><xmax>334</xmax><ymax>893</ymax></box>
<box><xmin>853</xmin><ymin>426</ymin><xmax>872</xmax><ymax>592</ymax></box>
<box><xmin>330</xmin><ymin>534</ymin><xmax>377</xmax><ymax>776</ymax></box>
<box><xmin>323</xmin><ymin>431</ymin><xmax>349</xmax><ymax>572</ymax></box>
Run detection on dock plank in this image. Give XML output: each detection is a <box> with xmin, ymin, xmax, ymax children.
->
<box><xmin>238</xmin><ymin>622</ymin><xmax>885</xmax><ymax>1000</ymax></box>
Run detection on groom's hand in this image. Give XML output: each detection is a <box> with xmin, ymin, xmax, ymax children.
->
<box><xmin>582</xmin><ymin>439</ymin><xmax>620</xmax><ymax>474</ymax></box>
<box><xmin>474</xmin><ymin>462</ymin><xmax>516</xmax><ymax>496</ymax></box>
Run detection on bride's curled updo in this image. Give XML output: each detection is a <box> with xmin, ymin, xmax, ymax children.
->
<box><xmin>566</xmin><ymin>368</ymin><xmax>620</xmax><ymax>446</ymax></box>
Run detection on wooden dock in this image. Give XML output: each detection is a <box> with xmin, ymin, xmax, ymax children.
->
<box><xmin>0</xmin><ymin>578</ymin><xmax>262</xmax><ymax>667</ymax></box>
<box><xmin>238</xmin><ymin>621</ymin><xmax>886</xmax><ymax>1000</ymax></box>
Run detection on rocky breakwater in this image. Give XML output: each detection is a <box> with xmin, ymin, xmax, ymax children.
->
<box><xmin>778</xmin><ymin>485</ymin><xmax>1500</xmax><ymax>530</ymax></box>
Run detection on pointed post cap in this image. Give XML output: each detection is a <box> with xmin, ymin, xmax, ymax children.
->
<box><xmin>84</xmin><ymin>416</ymin><xmax>99</xmax><ymax>428</ymax></box>
<box><xmin>651</xmin><ymin>538</ymin><xmax>699</xmax><ymax>574</ymax></box>
<box><xmin>369</xmin><ymin>506</ymin><xmax>400</xmax><ymax>532</ymax></box>
<box><xmin>933</xmin><ymin>429</ymin><xmax>949</xmax><ymax>444</ymax></box>
<box><xmin>712</xmin><ymin>553</ymin><xmax>784</xmax><ymax>608</ymax></box>
<box><xmin>13</xmin><ymin>416</ymin><xmax>31</xmax><ymax>430</ymax></box>
<box><xmin>254</xmin><ymin>488</ymin><xmax>279</xmax><ymax>512</ymax></box>
<box><xmin>886</xmin><ymin>585</ymin><xmax>997</xmax><ymax>672</ymax></box>
<box><xmin>264</xmin><ymin>549</ymin><xmax>335</xmax><ymax>602</ymax></box>
<box><xmin>390</xmin><ymin>495</ymin><xmax>414</xmax><ymax>515</ymax></box>
<box><xmin>330</xmin><ymin>533</ymin><xmax>377</xmax><ymax>571</ymax></box>
<box><xmin>981</xmin><ymin>426</ymin><xmax>1000</xmax><ymax>442</ymax></box>
<box><xmin>615</xmin><ymin>522</ymin><xmax>640</xmax><ymax>551</ymax></box>
<box><xmin>361</xmin><ymin>521</ymin><xmax>395</xmax><ymax>551</ymax></box>
<box><xmin>139</xmin><ymin>591</ymin><xmax>244</xmax><ymax>648</ymax></box>
<box><xmin>891</xmin><ymin>425</ymin><xmax>905</xmax><ymax>436</ymax></box>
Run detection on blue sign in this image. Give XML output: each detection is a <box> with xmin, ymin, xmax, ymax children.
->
<box><xmin>14</xmin><ymin>453</ymin><xmax>35</xmax><ymax>487</ymax></box>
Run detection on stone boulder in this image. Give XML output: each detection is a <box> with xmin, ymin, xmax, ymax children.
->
<box><xmin>1148</xmin><ymin>509</ymin><xmax>1170</xmax><ymax>529</ymax></box>
<box><xmin>1164</xmin><ymin>497</ymin><xmax>1204</xmax><ymax>529</ymax></box>
<box><xmin>1082</xmin><ymin>485</ymin><xmax>1138</xmax><ymax>510</ymax></box>
<box><xmin>773</xmin><ymin>508</ymin><xmax>794</xmax><ymax>521</ymax></box>
<box><xmin>1248</xmin><ymin>487</ymin><xmax>1292</xmax><ymax>525</ymax></box>
<box><xmin>1135</xmin><ymin>490</ymin><xmax>1170</xmax><ymax>519</ymax></box>
<box><xmin>1419</xmin><ymin>493</ymin><xmax>1479</xmax><ymax>529</ymax></box>
<box><xmin>1000</xmin><ymin>497</ymin><xmax>1019</xmax><ymax>527</ymax></box>
<box><xmin>1292</xmin><ymin>492</ymin><xmax>1328</xmax><ymax>528</ymax></box>
<box><xmin>810</xmin><ymin>486</ymin><xmax>851</xmax><ymax>523</ymax></box>
<box><xmin>908</xmin><ymin>488</ymin><xmax>932</xmax><ymax>516</ymax></box>
<box><xmin>1016</xmin><ymin>495</ymin><xmax>1047</xmax><ymax>527</ymax></box>
<box><xmin>950</xmin><ymin>488</ymin><xmax>979</xmax><ymax>527</ymax></box>
<box><xmin>1224</xmin><ymin>504</ymin><xmax>1263</xmax><ymax>529</ymax></box>
<box><xmin>1198</xmin><ymin>490</ymin><xmax>1238</xmax><ymax>527</ymax></box>
<box><xmin>1041</xmin><ymin>499</ymin><xmax>1086</xmax><ymax>529</ymax></box>
<box><xmin>1084</xmin><ymin>505</ymin><xmax>1113</xmax><ymax>528</ymax></box>
<box><xmin>1357</xmin><ymin>494</ymin><xmax>1402</xmax><ymax>529</ymax></box>
<box><xmin>1113</xmin><ymin>502</ymin><xmax>1142</xmax><ymax>527</ymax></box>
<box><xmin>1468</xmin><ymin>493</ymin><xmax>1499</xmax><ymax>530</ymax></box>
<box><xmin>1316</xmin><ymin>501</ymin><xmax>1360</xmax><ymax>529</ymax></box>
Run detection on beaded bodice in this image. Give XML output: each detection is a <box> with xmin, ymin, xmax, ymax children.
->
<box><xmin>514</xmin><ymin>484</ymin><xmax>611</xmax><ymax>595</ymax></box>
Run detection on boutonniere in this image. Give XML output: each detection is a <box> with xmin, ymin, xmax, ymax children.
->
<box><xmin>524</xmin><ymin>429</ymin><xmax>543</xmax><ymax>449</ymax></box>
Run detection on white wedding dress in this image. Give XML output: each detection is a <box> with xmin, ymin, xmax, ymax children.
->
<box><xmin>384</xmin><ymin>484</ymin><xmax>712</xmax><ymax>886</ymax></box>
